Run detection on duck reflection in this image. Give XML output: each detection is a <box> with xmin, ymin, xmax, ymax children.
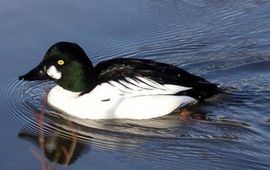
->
<box><xmin>17</xmin><ymin>101</ymin><xmax>210</xmax><ymax>169</ymax></box>
<box><xmin>18</xmin><ymin>121</ymin><xmax>90</xmax><ymax>166</ymax></box>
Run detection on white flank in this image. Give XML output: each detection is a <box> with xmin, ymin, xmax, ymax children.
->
<box><xmin>47</xmin><ymin>66</ymin><xmax>62</xmax><ymax>80</ymax></box>
<box><xmin>47</xmin><ymin>76</ymin><xmax>197</xmax><ymax>119</ymax></box>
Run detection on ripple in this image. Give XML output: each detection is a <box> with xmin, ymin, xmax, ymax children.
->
<box><xmin>0</xmin><ymin>76</ymin><xmax>52</xmax><ymax>132</ymax></box>
<box><xmin>0</xmin><ymin>76</ymin><xmax>263</xmax><ymax>141</ymax></box>
<box><xmin>1</xmin><ymin>0</ymin><xmax>270</xmax><ymax>169</ymax></box>
<box><xmin>0</xmin><ymin>72</ymin><xmax>268</xmax><ymax>169</ymax></box>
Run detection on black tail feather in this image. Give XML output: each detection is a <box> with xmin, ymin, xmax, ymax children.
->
<box><xmin>176</xmin><ymin>82</ymin><xmax>220</xmax><ymax>101</ymax></box>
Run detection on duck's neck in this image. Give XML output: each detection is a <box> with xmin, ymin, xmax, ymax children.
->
<box><xmin>56</xmin><ymin>63</ymin><xmax>97</xmax><ymax>93</ymax></box>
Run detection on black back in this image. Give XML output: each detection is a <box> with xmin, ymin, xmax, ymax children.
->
<box><xmin>94</xmin><ymin>58</ymin><xmax>219</xmax><ymax>101</ymax></box>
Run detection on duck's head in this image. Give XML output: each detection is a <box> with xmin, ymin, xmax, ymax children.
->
<box><xmin>19</xmin><ymin>42</ymin><xmax>97</xmax><ymax>92</ymax></box>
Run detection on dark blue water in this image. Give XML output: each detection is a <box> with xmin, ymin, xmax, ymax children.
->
<box><xmin>0</xmin><ymin>0</ymin><xmax>270</xmax><ymax>169</ymax></box>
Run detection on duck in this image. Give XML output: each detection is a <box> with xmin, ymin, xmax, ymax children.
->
<box><xmin>19</xmin><ymin>42</ymin><xmax>219</xmax><ymax>119</ymax></box>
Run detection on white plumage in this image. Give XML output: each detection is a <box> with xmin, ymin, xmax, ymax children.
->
<box><xmin>47</xmin><ymin>77</ymin><xmax>197</xmax><ymax>119</ymax></box>
<box><xmin>47</xmin><ymin>66</ymin><xmax>62</xmax><ymax>80</ymax></box>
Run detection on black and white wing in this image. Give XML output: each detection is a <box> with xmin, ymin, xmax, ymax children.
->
<box><xmin>93</xmin><ymin>58</ymin><xmax>219</xmax><ymax>100</ymax></box>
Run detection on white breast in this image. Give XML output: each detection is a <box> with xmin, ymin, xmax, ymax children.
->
<box><xmin>47</xmin><ymin>77</ymin><xmax>197</xmax><ymax>119</ymax></box>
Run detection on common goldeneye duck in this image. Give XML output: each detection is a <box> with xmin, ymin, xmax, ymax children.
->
<box><xmin>19</xmin><ymin>42</ymin><xmax>219</xmax><ymax>119</ymax></box>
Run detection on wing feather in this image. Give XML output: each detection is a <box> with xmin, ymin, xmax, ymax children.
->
<box><xmin>91</xmin><ymin>58</ymin><xmax>219</xmax><ymax>100</ymax></box>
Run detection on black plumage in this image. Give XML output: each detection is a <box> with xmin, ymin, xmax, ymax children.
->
<box><xmin>94</xmin><ymin>58</ymin><xmax>219</xmax><ymax>101</ymax></box>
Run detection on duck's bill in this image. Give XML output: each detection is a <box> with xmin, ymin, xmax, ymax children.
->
<box><xmin>19</xmin><ymin>64</ymin><xmax>49</xmax><ymax>81</ymax></box>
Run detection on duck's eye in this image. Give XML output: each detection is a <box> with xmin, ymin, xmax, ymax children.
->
<box><xmin>57</xmin><ymin>59</ymin><xmax>65</xmax><ymax>65</ymax></box>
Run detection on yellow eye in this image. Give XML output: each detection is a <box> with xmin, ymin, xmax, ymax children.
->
<box><xmin>57</xmin><ymin>59</ymin><xmax>65</xmax><ymax>65</ymax></box>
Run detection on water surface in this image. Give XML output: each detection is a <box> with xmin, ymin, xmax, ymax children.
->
<box><xmin>0</xmin><ymin>0</ymin><xmax>270</xmax><ymax>169</ymax></box>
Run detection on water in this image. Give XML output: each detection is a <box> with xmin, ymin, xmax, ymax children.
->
<box><xmin>0</xmin><ymin>0</ymin><xmax>270</xmax><ymax>169</ymax></box>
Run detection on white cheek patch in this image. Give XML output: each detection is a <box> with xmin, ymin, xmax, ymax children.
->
<box><xmin>47</xmin><ymin>66</ymin><xmax>62</xmax><ymax>80</ymax></box>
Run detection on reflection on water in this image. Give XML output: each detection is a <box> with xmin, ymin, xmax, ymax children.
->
<box><xmin>0</xmin><ymin>0</ymin><xmax>270</xmax><ymax>169</ymax></box>
<box><xmin>0</xmin><ymin>65</ymin><xmax>269</xmax><ymax>169</ymax></box>
<box><xmin>18</xmin><ymin>123</ymin><xmax>89</xmax><ymax>166</ymax></box>
<box><xmin>5</xmin><ymin>75</ymin><xmax>268</xmax><ymax>169</ymax></box>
